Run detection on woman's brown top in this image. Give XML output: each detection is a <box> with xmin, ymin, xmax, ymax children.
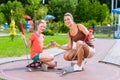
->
<box><xmin>69</xmin><ymin>25</ymin><xmax>94</xmax><ymax>48</ymax></box>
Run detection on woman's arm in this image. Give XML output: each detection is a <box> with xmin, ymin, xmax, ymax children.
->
<box><xmin>78</xmin><ymin>24</ymin><xmax>94</xmax><ymax>39</ymax></box>
<box><xmin>56</xmin><ymin>33</ymin><xmax>73</xmax><ymax>50</ymax></box>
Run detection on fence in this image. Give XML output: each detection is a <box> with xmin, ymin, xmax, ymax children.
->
<box><xmin>94</xmin><ymin>26</ymin><xmax>116</xmax><ymax>37</ymax></box>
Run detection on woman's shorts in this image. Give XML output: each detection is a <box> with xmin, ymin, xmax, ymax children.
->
<box><xmin>87</xmin><ymin>47</ymin><xmax>95</xmax><ymax>58</ymax></box>
<box><xmin>32</xmin><ymin>53</ymin><xmax>40</xmax><ymax>61</ymax></box>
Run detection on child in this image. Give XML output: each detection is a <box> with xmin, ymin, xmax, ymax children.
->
<box><xmin>22</xmin><ymin>19</ymin><xmax>56</xmax><ymax>71</ymax></box>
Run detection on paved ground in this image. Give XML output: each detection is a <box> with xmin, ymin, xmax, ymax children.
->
<box><xmin>100</xmin><ymin>39</ymin><xmax>120</xmax><ymax>66</ymax></box>
<box><xmin>0</xmin><ymin>33</ymin><xmax>9</xmax><ymax>37</ymax></box>
<box><xmin>0</xmin><ymin>39</ymin><xmax>120</xmax><ymax>80</ymax></box>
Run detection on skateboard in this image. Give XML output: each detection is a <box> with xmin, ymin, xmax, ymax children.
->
<box><xmin>58</xmin><ymin>66</ymin><xmax>74</xmax><ymax>76</ymax></box>
<box><xmin>27</xmin><ymin>66</ymin><xmax>41</xmax><ymax>72</ymax></box>
<box><xmin>58</xmin><ymin>60</ymin><xmax>87</xmax><ymax>76</ymax></box>
<box><xmin>26</xmin><ymin>61</ymin><xmax>57</xmax><ymax>72</ymax></box>
<box><xmin>26</xmin><ymin>61</ymin><xmax>43</xmax><ymax>72</ymax></box>
<box><xmin>58</xmin><ymin>66</ymin><xmax>84</xmax><ymax>77</ymax></box>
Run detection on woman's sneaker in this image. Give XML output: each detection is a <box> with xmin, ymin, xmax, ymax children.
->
<box><xmin>73</xmin><ymin>64</ymin><xmax>83</xmax><ymax>72</ymax></box>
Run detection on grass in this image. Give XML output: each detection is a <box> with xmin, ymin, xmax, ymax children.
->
<box><xmin>0</xmin><ymin>31</ymin><xmax>114</xmax><ymax>57</ymax></box>
<box><xmin>0</xmin><ymin>32</ymin><xmax>67</xmax><ymax>57</ymax></box>
<box><xmin>0</xmin><ymin>78</ymin><xmax>4</xmax><ymax>80</ymax></box>
<box><xmin>94</xmin><ymin>33</ymin><xmax>114</xmax><ymax>38</ymax></box>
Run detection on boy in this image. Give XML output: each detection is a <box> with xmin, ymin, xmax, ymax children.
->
<box><xmin>22</xmin><ymin>19</ymin><xmax>56</xmax><ymax>71</ymax></box>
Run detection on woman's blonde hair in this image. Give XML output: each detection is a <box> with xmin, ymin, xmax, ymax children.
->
<box><xmin>64</xmin><ymin>12</ymin><xmax>74</xmax><ymax>21</ymax></box>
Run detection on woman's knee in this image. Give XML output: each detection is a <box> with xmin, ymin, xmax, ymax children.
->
<box><xmin>64</xmin><ymin>53</ymin><xmax>70</xmax><ymax>61</ymax></box>
<box><xmin>76</xmin><ymin>41</ymin><xmax>83</xmax><ymax>48</ymax></box>
<box><xmin>63</xmin><ymin>51</ymin><xmax>75</xmax><ymax>61</ymax></box>
<box><xmin>64</xmin><ymin>53</ymin><xmax>68</xmax><ymax>60</ymax></box>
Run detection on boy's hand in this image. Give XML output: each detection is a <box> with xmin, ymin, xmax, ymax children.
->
<box><xmin>50</xmin><ymin>41</ymin><xmax>58</xmax><ymax>47</ymax></box>
<box><xmin>21</xmin><ymin>34</ymin><xmax>26</xmax><ymax>40</ymax></box>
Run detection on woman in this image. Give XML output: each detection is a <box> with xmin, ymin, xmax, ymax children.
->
<box><xmin>22</xmin><ymin>19</ymin><xmax>56</xmax><ymax>71</ymax></box>
<box><xmin>55</xmin><ymin>13</ymin><xmax>95</xmax><ymax>71</ymax></box>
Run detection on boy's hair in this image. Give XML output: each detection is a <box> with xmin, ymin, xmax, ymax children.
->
<box><xmin>64</xmin><ymin>12</ymin><xmax>74</xmax><ymax>21</ymax></box>
<box><xmin>36</xmin><ymin>19</ymin><xmax>46</xmax><ymax>26</ymax></box>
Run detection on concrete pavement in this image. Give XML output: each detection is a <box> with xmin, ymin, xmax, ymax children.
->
<box><xmin>0</xmin><ymin>39</ymin><xmax>120</xmax><ymax>80</ymax></box>
<box><xmin>99</xmin><ymin>39</ymin><xmax>120</xmax><ymax>66</ymax></box>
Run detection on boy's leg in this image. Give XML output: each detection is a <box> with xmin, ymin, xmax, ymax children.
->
<box><xmin>41</xmin><ymin>61</ymin><xmax>57</xmax><ymax>71</ymax></box>
<box><xmin>31</xmin><ymin>54</ymin><xmax>43</xmax><ymax>68</ymax></box>
<box><xmin>39</xmin><ymin>54</ymin><xmax>54</xmax><ymax>62</ymax></box>
<box><xmin>39</xmin><ymin>54</ymin><xmax>56</xmax><ymax>71</ymax></box>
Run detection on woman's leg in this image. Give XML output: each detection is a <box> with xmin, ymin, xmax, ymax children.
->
<box><xmin>64</xmin><ymin>49</ymin><xmax>76</xmax><ymax>61</ymax></box>
<box><xmin>76</xmin><ymin>41</ymin><xmax>89</xmax><ymax>66</ymax></box>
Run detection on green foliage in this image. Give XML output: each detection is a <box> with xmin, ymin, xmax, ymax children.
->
<box><xmin>27</xmin><ymin>0</ymin><xmax>41</xmax><ymax>5</ymax></box>
<box><xmin>0</xmin><ymin>0</ymin><xmax>24</xmax><ymax>26</ymax></box>
<box><xmin>0</xmin><ymin>12</ymin><xmax>6</xmax><ymax>24</ymax></box>
<box><xmin>75</xmin><ymin>0</ymin><xmax>91</xmax><ymax>22</ymax></box>
<box><xmin>48</xmin><ymin>0</ymin><xmax>78</xmax><ymax>21</ymax></box>
<box><xmin>43</xmin><ymin>29</ymin><xmax>54</xmax><ymax>36</ymax></box>
<box><xmin>0</xmin><ymin>78</ymin><xmax>4</xmax><ymax>80</ymax></box>
<box><xmin>97</xmin><ymin>3</ymin><xmax>110</xmax><ymax>23</ymax></box>
<box><xmin>75</xmin><ymin>0</ymin><xmax>110</xmax><ymax>25</ymax></box>
<box><xmin>101</xmin><ymin>4</ymin><xmax>111</xmax><ymax>26</ymax></box>
<box><xmin>59</xmin><ymin>24</ymin><xmax>69</xmax><ymax>33</ymax></box>
<box><xmin>0</xmin><ymin>0</ymin><xmax>112</xmax><ymax>33</ymax></box>
<box><xmin>87</xmin><ymin>20</ymin><xmax>97</xmax><ymax>27</ymax></box>
<box><xmin>25</xmin><ymin>0</ymin><xmax>48</xmax><ymax>20</ymax></box>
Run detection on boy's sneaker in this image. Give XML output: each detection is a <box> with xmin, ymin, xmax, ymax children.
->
<box><xmin>41</xmin><ymin>64</ymin><xmax>48</xmax><ymax>72</ymax></box>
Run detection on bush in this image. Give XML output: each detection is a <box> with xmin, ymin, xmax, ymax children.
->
<box><xmin>43</xmin><ymin>29</ymin><xmax>54</xmax><ymax>36</ymax></box>
<box><xmin>0</xmin><ymin>12</ymin><xmax>6</xmax><ymax>24</ymax></box>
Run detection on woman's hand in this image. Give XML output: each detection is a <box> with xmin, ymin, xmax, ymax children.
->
<box><xmin>50</xmin><ymin>41</ymin><xmax>60</xmax><ymax>48</ymax></box>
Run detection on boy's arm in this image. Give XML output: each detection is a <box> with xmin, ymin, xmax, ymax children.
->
<box><xmin>43</xmin><ymin>41</ymin><xmax>53</xmax><ymax>49</ymax></box>
<box><xmin>22</xmin><ymin>34</ymin><xmax>31</xmax><ymax>48</ymax></box>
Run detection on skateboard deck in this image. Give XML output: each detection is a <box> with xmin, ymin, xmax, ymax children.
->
<box><xmin>27</xmin><ymin>67</ymin><xmax>63</xmax><ymax>72</ymax></box>
<box><xmin>26</xmin><ymin>61</ymin><xmax>58</xmax><ymax>72</ymax></box>
<box><xmin>26</xmin><ymin>61</ymin><xmax>43</xmax><ymax>72</ymax></box>
<box><xmin>27</xmin><ymin>66</ymin><xmax>41</xmax><ymax>72</ymax></box>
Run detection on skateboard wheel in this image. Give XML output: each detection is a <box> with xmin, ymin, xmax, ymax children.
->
<box><xmin>57</xmin><ymin>68</ymin><xmax>63</xmax><ymax>70</ymax></box>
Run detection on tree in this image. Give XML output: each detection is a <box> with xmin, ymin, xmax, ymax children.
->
<box><xmin>0</xmin><ymin>7</ymin><xmax>6</xmax><ymax>24</ymax></box>
<box><xmin>0</xmin><ymin>0</ymin><xmax>24</xmax><ymax>26</ymax></box>
<box><xmin>75</xmin><ymin>0</ymin><xmax>91</xmax><ymax>22</ymax></box>
<box><xmin>25</xmin><ymin>0</ymin><xmax>48</xmax><ymax>20</ymax></box>
<box><xmin>98</xmin><ymin>0</ymin><xmax>120</xmax><ymax>10</ymax></box>
<box><xmin>75</xmin><ymin>0</ymin><xmax>110</xmax><ymax>25</ymax></box>
<box><xmin>48</xmin><ymin>0</ymin><xmax>78</xmax><ymax>21</ymax></box>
